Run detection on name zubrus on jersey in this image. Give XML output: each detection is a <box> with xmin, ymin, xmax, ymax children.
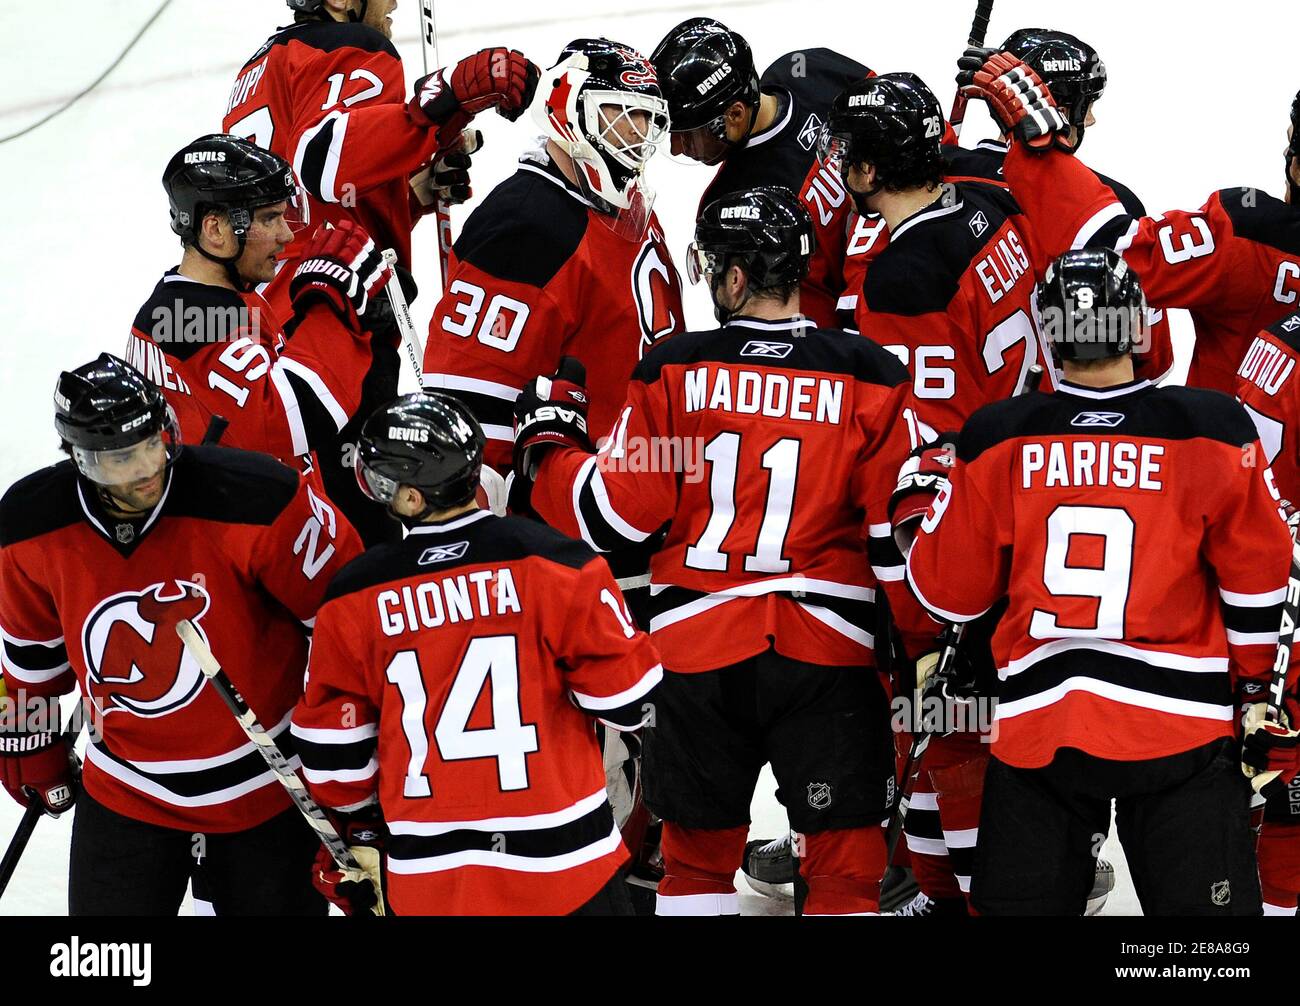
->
<box><xmin>378</xmin><ymin>567</ymin><xmax>521</xmax><ymax>635</ymax></box>
<box><xmin>49</xmin><ymin>938</ymin><xmax>151</xmax><ymax>986</ymax></box>
<box><xmin>683</xmin><ymin>366</ymin><xmax>844</xmax><ymax>424</ymax></box>
<box><xmin>975</xmin><ymin>229</ymin><xmax>1030</xmax><ymax>304</ymax></box>
<box><xmin>1021</xmin><ymin>441</ymin><xmax>1165</xmax><ymax>491</ymax></box>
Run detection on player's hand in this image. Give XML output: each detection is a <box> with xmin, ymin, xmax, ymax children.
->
<box><xmin>1242</xmin><ymin>702</ymin><xmax>1300</xmax><ymax>796</ymax></box>
<box><xmin>888</xmin><ymin>438</ymin><xmax>958</xmax><ymax>554</ymax></box>
<box><xmin>957</xmin><ymin>50</ymin><xmax>1067</xmax><ymax>152</ymax></box>
<box><xmin>311</xmin><ymin>807</ymin><xmax>387</xmax><ymax>916</ymax></box>
<box><xmin>512</xmin><ymin>357</ymin><xmax>594</xmax><ymax>481</ymax></box>
<box><xmin>290</xmin><ymin>220</ymin><xmax>393</xmax><ymax>331</ymax></box>
<box><xmin>0</xmin><ymin>690</ymin><xmax>78</xmax><ymax>818</ymax></box>
<box><xmin>411</xmin><ymin>129</ymin><xmax>483</xmax><ymax>209</ymax></box>
<box><xmin>409</xmin><ymin>49</ymin><xmax>540</xmax><ymax>127</ymax></box>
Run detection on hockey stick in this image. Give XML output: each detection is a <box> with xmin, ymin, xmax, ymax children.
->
<box><xmin>383</xmin><ymin>248</ymin><xmax>425</xmax><ymax>384</ymax></box>
<box><xmin>948</xmin><ymin>0</ymin><xmax>995</xmax><ymax>141</ymax></box>
<box><xmin>1247</xmin><ymin>514</ymin><xmax>1300</xmax><ymax>794</ymax></box>
<box><xmin>419</xmin><ymin>0</ymin><xmax>454</xmax><ymax>288</ymax></box>
<box><xmin>883</xmin><ymin>361</ymin><xmax>1042</xmax><ymax>858</ymax></box>
<box><xmin>175</xmin><ymin>620</ymin><xmax>384</xmax><ymax>915</ymax></box>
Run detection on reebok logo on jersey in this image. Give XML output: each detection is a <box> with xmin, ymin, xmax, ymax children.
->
<box><xmin>418</xmin><ymin>541</ymin><xmax>470</xmax><ymax>565</ymax></box>
<box><xmin>183</xmin><ymin>151</ymin><xmax>226</xmax><ymax>164</ymax></box>
<box><xmin>1071</xmin><ymin>411</ymin><xmax>1126</xmax><ymax>428</ymax></box>
<box><xmin>1282</xmin><ymin>315</ymin><xmax>1300</xmax><ymax>332</ymax></box>
<box><xmin>968</xmin><ymin>211</ymin><xmax>989</xmax><ymax>238</ymax></box>
<box><xmin>720</xmin><ymin>206</ymin><xmax>761</xmax><ymax>220</ymax></box>
<box><xmin>848</xmin><ymin>92</ymin><xmax>886</xmax><ymax>108</ymax></box>
<box><xmin>1041</xmin><ymin>58</ymin><xmax>1082</xmax><ymax>73</ymax></box>
<box><xmin>797</xmin><ymin>113</ymin><xmax>823</xmax><ymax>152</ymax></box>
<box><xmin>388</xmin><ymin>426</ymin><xmax>429</xmax><ymax>443</ymax></box>
<box><xmin>739</xmin><ymin>340</ymin><xmax>794</xmax><ymax>359</ymax></box>
<box><xmin>695</xmin><ymin>62</ymin><xmax>732</xmax><ymax>95</ymax></box>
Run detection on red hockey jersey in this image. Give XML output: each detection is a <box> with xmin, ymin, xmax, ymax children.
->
<box><xmin>1237</xmin><ymin>310</ymin><xmax>1300</xmax><ymax>503</ymax></box>
<box><xmin>423</xmin><ymin>152</ymin><xmax>685</xmax><ymax>470</ymax></box>
<box><xmin>906</xmin><ymin>379</ymin><xmax>1292</xmax><ymax>768</ymax></box>
<box><xmin>853</xmin><ymin>181</ymin><xmax>1055</xmax><ymax>433</ymax></box>
<box><xmin>126</xmin><ymin>269</ymin><xmax>377</xmax><ymax>472</ymax></box>
<box><xmin>1002</xmin><ymin>144</ymin><xmax>1300</xmax><ymax>394</ymax></box>
<box><xmin>0</xmin><ymin>447</ymin><xmax>361</xmax><ymax>832</ymax></box>
<box><xmin>291</xmin><ymin>510</ymin><xmax>662</xmax><ymax>915</ymax></box>
<box><xmin>531</xmin><ymin>315</ymin><xmax>939</xmax><ymax>673</ymax></box>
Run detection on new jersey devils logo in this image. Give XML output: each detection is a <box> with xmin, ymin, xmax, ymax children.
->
<box><xmin>632</xmin><ymin>231</ymin><xmax>684</xmax><ymax>356</ymax></box>
<box><xmin>82</xmin><ymin>581</ymin><xmax>211</xmax><ymax>718</ymax></box>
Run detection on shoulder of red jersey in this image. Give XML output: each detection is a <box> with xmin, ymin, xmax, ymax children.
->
<box><xmin>631</xmin><ymin>320</ymin><xmax>911</xmax><ymax>390</ymax></box>
<box><xmin>863</xmin><ymin>181</ymin><xmax>1023</xmax><ymax>316</ymax></box>
<box><xmin>239</xmin><ymin>18</ymin><xmax>397</xmax><ymax>72</ymax></box>
<box><xmin>452</xmin><ymin>163</ymin><xmax>589</xmax><ymax>289</ymax></box>
<box><xmin>131</xmin><ymin>271</ymin><xmax>250</xmax><ymax>361</ymax></box>
<box><xmin>0</xmin><ymin>461</ymin><xmax>82</xmax><ymax>548</ymax></box>
<box><xmin>1265</xmin><ymin>310</ymin><xmax>1300</xmax><ymax>352</ymax></box>
<box><xmin>321</xmin><ymin>511</ymin><xmax>598</xmax><ymax>604</ymax></box>
<box><xmin>957</xmin><ymin>382</ymin><xmax>1258</xmax><ymax>464</ymax></box>
<box><xmin>1211</xmin><ymin>186</ymin><xmax>1300</xmax><ymax>256</ymax></box>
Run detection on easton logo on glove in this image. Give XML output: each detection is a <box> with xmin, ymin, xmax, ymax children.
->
<box><xmin>517</xmin><ymin>405</ymin><xmax>588</xmax><ymax>433</ymax></box>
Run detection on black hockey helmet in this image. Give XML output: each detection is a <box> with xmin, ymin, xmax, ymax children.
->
<box><xmin>354</xmin><ymin>393</ymin><xmax>485</xmax><ymax>519</ymax></box>
<box><xmin>1003</xmin><ymin>28</ymin><xmax>1106</xmax><ymax>149</ymax></box>
<box><xmin>650</xmin><ymin>18</ymin><xmax>760</xmax><ymax>135</ymax></box>
<box><xmin>821</xmin><ymin>73</ymin><xmax>945</xmax><ymax>195</ymax></box>
<box><xmin>162</xmin><ymin>134</ymin><xmax>301</xmax><ymax>260</ymax></box>
<box><xmin>689</xmin><ymin>185</ymin><xmax>813</xmax><ymax>295</ymax></box>
<box><xmin>1035</xmin><ymin>248</ymin><xmax>1144</xmax><ymax>362</ymax></box>
<box><xmin>55</xmin><ymin>354</ymin><xmax>181</xmax><ymax>483</ymax></box>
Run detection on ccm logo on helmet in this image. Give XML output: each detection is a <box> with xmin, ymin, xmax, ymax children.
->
<box><xmin>848</xmin><ymin>92</ymin><xmax>886</xmax><ymax>108</ymax></box>
<box><xmin>719</xmin><ymin>206</ymin><xmax>760</xmax><ymax>220</ymax></box>
<box><xmin>696</xmin><ymin>62</ymin><xmax>732</xmax><ymax>95</ymax></box>
<box><xmin>387</xmin><ymin>426</ymin><xmax>429</xmax><ymax>443</ymax></box>
<box><xmin>1041</xmin><ymin>58</ymin><xmax>1082</xmax><ymax>73</ymax></box>
<box><xmin>183</xmin><ymin>151</ymin><xmax>227</xmax><ymax>164</ymax></box>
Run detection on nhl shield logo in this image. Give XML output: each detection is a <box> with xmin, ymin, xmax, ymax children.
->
<box><xmin>806</xmin><ymin>781</ymin><xmax>833</xmax><ymax>811</ymax></box>
<box><xmin>1210</xmin><ymin>880</ymin><xmax>1231</xmax><ymax>906</ymax></box>
<box><xmin>115</xmin><ymin>523</ymin><xmax>136</xmax><ymax>544</ymax></box>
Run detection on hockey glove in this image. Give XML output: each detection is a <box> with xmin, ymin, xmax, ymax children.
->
<box><xmin>359</xmin><ymin>264</ymin><xmax>418</xmax><ymax>347</ymax></box>
<box><xmin>512</xmin><ymin>357</ymin><xmax>594</xmax><ymax>481</ymax></box>
<box><xmin>1242</xmin><ymin>701</ymin><xmax>1300</xmax><ymax>796</ymax></box>
<box><xmin>411</xmin><ymin>129</ymin><xmax>484</xmax><ymax>209</ymax></box>
<box><xmin>290</xmin><ymin>220</ymin><xmax>393</xmax><ymax>331</ymax></box>
<box><xmin>409</xmin><ymin>49</ymin><xmax>540</xmax><ymax>127</ymax></box>
<box><xmin>888</xmin><ymin>438</ymin><xmax>958</xmax><ymax>555</ymax></box>
<box><xmin>311</xmin><ymin>806</ymin><xmax>387</xmax><ymax>916</ymax></box>
<box><xmin>957</xmin><ymin>50</ymin><xmax>1068</xmax><ymax>151</ymax></box>
<box><xmin>0</xmin><ymin>688</ymin><xmax>78</xmax><ymax>817</ymax></box>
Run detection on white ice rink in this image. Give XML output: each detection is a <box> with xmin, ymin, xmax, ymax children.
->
<box><xmin>1</xmin><ymin>0</ymin><xmax>1295</xmax><ymax>915</ymax></box>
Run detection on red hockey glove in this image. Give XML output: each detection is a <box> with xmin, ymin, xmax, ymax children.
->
<box><xmin>512</xmin><ymin>357</ymin><xmax>594</xmax><ymax>480</ymax></box>
<box><xmin>888</xmin><ymin>438</ymin><xmax>958</xmax><ymax>551</ymax></box>
<box><xmin>290</xmin><ymin>220</ymin><xmax>393</xmax><ymax>330</ymax></box>
<box><xmin>0</xmin><ymin>689</ymin><xmax>78</xmax><ymax>817</ymax></box>
<box><xmin>957</xmin><ymin>49</ymin><xmax>1068</xmax><ymax>151</ymax></box>
<box><xmin>411</xmin><ymin>129</ymin><xmax>484</xmax><ymax>210</ymax></box>
<box><xmin>1242</xmin><ymin>701</ymin><xmax>1300</xmax><ymax>796</ymax></box>
<box><xmin>409</xmin><ymin>49</ymin><xmax>540</xmax><ymax>127</ymax></box>
<box><xmin>311</xmin><ymin>807</ymin><xmax>387</xmax><ymax>916</ymax></box>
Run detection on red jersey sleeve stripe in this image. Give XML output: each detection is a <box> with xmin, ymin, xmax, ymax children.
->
<box><xmin>570</xmin><ymin>662</ymin><xmax>662</xmax><ymax>712</ymax></box>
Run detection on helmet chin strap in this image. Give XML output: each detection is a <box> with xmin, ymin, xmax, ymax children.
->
<box><xmin>710</xmin><ymin>264</ymin><xmax>753</xmax><ymax>324</ymax></box>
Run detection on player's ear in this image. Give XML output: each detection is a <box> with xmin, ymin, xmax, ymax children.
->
<box><xmin>725</xmin><ymin>100</ymin><xmax>750</xmax><ymax>138</ymax></box>
<box><xmin>198</xmin><ymin>210</ymin><xmax>229</xmax><ymax>255</ymax></box>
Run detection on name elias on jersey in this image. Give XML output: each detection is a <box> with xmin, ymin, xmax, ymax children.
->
<box><xmin>683</xmin><ymin>366</ymin><xmax>844</xmax><ymax>424</ymax></box>
<box><xmin>1021</xmin><ymin>440</ymin><xmax>1165</xmax><ymax>491</ymax></box>
<box><xmin>975</xmin><ymin>229</ymin><xmax>1030</xmax><ymax>304</ymax></box>
<box><xmin>696</xmin><ymin>62</ymin><xmax>732</xmax><ymax>95</ymax></box>
<box><xmin>377</xmin><ymin>567</ymin><xmax>521</xmax><ymax>636</ymax></box>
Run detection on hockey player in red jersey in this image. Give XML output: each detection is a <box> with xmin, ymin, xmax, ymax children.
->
<box><xmin>512</xmin><ymin>186</ymin><xmax>937</xmax><ymax>916</ymax></box>
<box><xmin>127</xmin><ymin>134</ymin><xmax>398</xmax><ymax>545</ymax></box>
<box><xmin>960</xmin><ymin>51</ymin><xmax>1300</xmax><ymax>395</ymax></box>
<box><xmin>906</xmin><ymin>249</ymin><xmax>1298</xmax><ymax>914</ymax></box>
<box><xmin>649</xmin><ymin>18</ymin><xmax>873</xmax><ymax>328</ymax></box>
<box><xmin>224</xmin><ymin>0</ymin><xmax>539</xmax><ymax>314</ymax></box>
<box><xmin>823</xmin><ymin>73</ymin><xmax>1054</xmax><ymax>435</ymax></box>
<box><xmin>422</xmin><ymin>38</ymin><xmax>684</xmax><ymax>473</ymax></box>
<box><xmin>839</xmin><ymin>28</ymin><xmax>1174</xmax><ymax>385</ymax></box>
<box><xmin>0</xmin><ymin>356</ymin><xmax>362</xmax><ymax>915</ymax></box>
<box><xmin>292</xmin><ymin>393</ymin><xmax>661</xmax><ymax>915</ymax></box>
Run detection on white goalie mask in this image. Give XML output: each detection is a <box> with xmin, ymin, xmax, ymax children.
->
<box><xmin>532</xmin><ymin>41</ymin><xmax>669</xmax><ymax>222</ymax></box>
